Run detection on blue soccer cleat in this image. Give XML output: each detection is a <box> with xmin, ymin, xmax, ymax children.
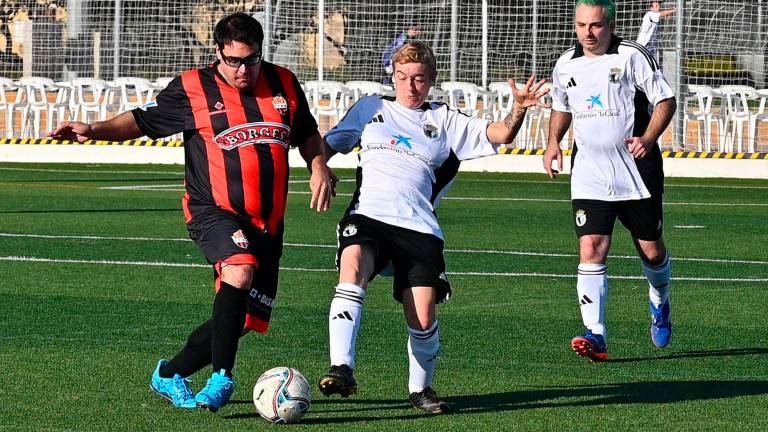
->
<box><xmin>195</xmin><ymin>369</ymin><xmax>235</xmax><ymax>412</ymax></box>
<box><xmin>150</xmin><ymin>359</ymin><xmax>197</xmax><ymax>409</ymax></box>
<box><xmin>650</xmin><ymin>300</ymin><xmax>672</xmax><ymax>348</ymax></box>
<box><xmin>570</xmin><ymin>330</ymin><xmax>608</xmax><ymax>362</ymax></box>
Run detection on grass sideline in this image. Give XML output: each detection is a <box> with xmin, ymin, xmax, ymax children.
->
<box><xmin>0</xmin><ymin>162</ymin><xmax>766</xmax><ymax>431</ymax></box>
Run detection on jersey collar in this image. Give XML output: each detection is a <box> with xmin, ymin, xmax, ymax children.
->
<box><xmin>572</xmin><ymin>34</ymin><xmax>623</xmax><ymax>59</ymax></box>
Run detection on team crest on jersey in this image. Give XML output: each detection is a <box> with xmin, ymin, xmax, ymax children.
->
<box><xmin>575</xmin><ymin>209</ymin><xmax>587</xmax><ymax>227</ymax></box>
<box><xmin>423</xmin><ymin>123</ymin><xmax>439</xmax><ymax>140</ymax></box>
<box><xmin>231</xmin><ymin>229</ymin><xmax>249</xmax><ymax>249</ymax></box>
<box><xmin>609</xmin><ymin>67</ymin><xmax>622</xmax><ymax>84</ymax></box>
<box><xmin>214</xmin><ymin>101</ymin><xmax>225</xmax><ymax>110</ymax></box>
<box><xmin>342</xmin><ymin>224</ymin><xmax>357</xmax><ymax>237</ymax></box>
<box><xmin>214</xmin><ymin>122</ymin><xmax>290</xmax><ymax>150</ymax></box>
<box><xmin>272</xmin><ymin>95</ymin><xmax>288</xmax><ymax>115</ymax></box>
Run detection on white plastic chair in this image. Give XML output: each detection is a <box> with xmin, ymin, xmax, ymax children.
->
<box><xmin>426</xmin><ymin>87</ymin><xmax>446</xmax><ymax>103</ymax></box>
<box><xmin>48</xmin><ymin>81</ymin><xmax>74</xmax><ymax>132</ymax></box>
<box><xmin>0</xmin><ymin>78</ymin><xmax>18</xmax><ymax>138</ymax></box>
<box><xmin>487</xmin><ymin>80</ymin><xmax>533</xmax><ymax>148</ymax></box>
<box><xmin>16</xmin><ymin>77</ymin><xmax>69</xmax><ymax>138</ymax></box>
<box><xmin>529</xmin><ymin>83</ymin><xmax>554</xmax><ymax>149</ymax></box>
<box><xmin>487</xmin><ymin>81</ymin><xmax>513</xmax><ymax>121</ymax></box>
<box><xmin>69</xmin><ymin>78</ymin><xmax>117</xmax><ymax>123</ymax></box>
<box><xmin>749</xmin><ymin>89</ymin><xmax>768</xmax><ymax>153</ymax></box>
<box><xmin>345</xmin><ymin>80</ymin><xmax>386</xmax><ymax>103</ymax></box>
<box><xmin>684</xmin><ymin>85</ymin><xmax>725</xmax><ymax>152</ymax></box>
<box><xmin>112</xmin><ymin>77</ymin><xmax>155</xmax><ymax>112</ymax></box>
<box><xmin>303</xmin><ymin>80</ymin><xmax>350</xmax><ymax>125</ymax></box>
<box><xmin>440</xmin><ymin>81</ymin><xmax>495</xmax><ymax>119</ymax></box>
<box><xmin>718</xmin><ymin>85</ymin><xmax>757</xmax><ymax>153</ymax></box>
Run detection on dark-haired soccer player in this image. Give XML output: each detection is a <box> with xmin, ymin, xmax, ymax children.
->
<box><xmin>49</xmin><ymin>12</ymin><xmax>334</xmax><ymax>412</ymax></box>
<box><xmin>544</xmin><ymin>0</ymin><xmax>676</xmax><ymax>362</ymax></box>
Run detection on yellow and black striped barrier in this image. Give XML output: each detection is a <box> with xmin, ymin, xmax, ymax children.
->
<box><xmin>2</xmin><ymin>138</ymin><xmax>767</xmax><ymax>160</ymax></box>
<box><xmin>0</xmin><ymin>138</ymin><xmax>183</xmax><ymax>147</ymax></box>
<box><xmin>497</xmin><ymin>147</ymin><xmax>768</xmax><ymax>160</ymax></box>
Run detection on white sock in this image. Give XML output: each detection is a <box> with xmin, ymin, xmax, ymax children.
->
<box><xmin>643</xmin><ymin>253</ymin><xmax>671</xmax><ymax>307</ymax></box>
<box><xmin>407</xmin><ymin>321</ymin><xmax>439</xmax><ymax>394</ymax></box>
<box><xmin>577</xmin><ymin>263</ymin><xmax>608</xmax><ymax>337</ymax></box>
<box><xmin>328</xmin><ymin>283</ymin><xmax>366</xmax><ymax>369</ymax></box>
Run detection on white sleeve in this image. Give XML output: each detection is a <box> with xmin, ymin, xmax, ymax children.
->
<box><xmin>551</xmin><ymin>62</ymin><xmax>570</xmax><ymax>113</ymax></box>
<box><xmin>442</xmin><ymin>105</ymin><xmax>495</xmax><ymax>161</ymax></box>
<box><xmin>636</xmin><ymin>16</ymin><xmax>650</xmax><ymax>45</ymax></box>
<box><xmin>632</xmin><ymin>50</ymin><xmax>675</xmax><ymax>106</ymax></box>
<box><xmin>636</xmin><ymin>13</ymin><xmax>659</xmax><ymax>45</ymax></box>
<box><xmin>324</xmin><ymin>96</ymin><xmax>379</xmax><ymax>154</ymax></box>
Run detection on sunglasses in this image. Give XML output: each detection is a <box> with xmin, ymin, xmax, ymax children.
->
<box><xmin>220</xmin><ymin>51</ymin><xmax>262</xmax><ymax>68</ymax></box>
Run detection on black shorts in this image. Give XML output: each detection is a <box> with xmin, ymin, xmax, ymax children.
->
<box><xmin>336</xmin><ymin>213</ymin><xmax>451</xmax><ymax>304</ymax></box>
<box><xmin>572</xmin><ymin>195</ymin><xmax>664</xmax><ymax>241</ymax></box>
<box><xmin>187</xmin><ymin>207</ymin><xmax>283</xmax><ymax>333</ymax></box>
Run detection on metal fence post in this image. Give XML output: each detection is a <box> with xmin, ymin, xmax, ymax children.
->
<box><xmin>674</xmin><ymin>0</ymin><xmax>685</xmax><ymax>151</ymax></box>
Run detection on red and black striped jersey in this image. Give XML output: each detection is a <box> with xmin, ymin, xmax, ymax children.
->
<box><xmin>132</xmin><ymin>61</ymin><xmax>318</xmax><ymax>235</ymax></box>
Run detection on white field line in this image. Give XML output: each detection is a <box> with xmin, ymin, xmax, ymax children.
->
<box><xmin>2</xmin><ymin>232</ymin><xmax>766</xmax><ymax>266</ymax></box>
<box><xmin>97</xmin><ymin>185</ymin><xmax>768</xmax><ymax>206</ymax></box>
<box><xmin>455</xmin><ymin>178</ymin><xmax>768</xmax><ymax>190</ymax></box>
<box><xmin>5</xmin><ymin>166</ymin><xmax>767</xmax><ymax>190</ymax></box>
<box><xmin>2</xmin><ymin>255</ymin><xmax>766</xmax><ymax>282</ymax></box>
<box><xmin>440</xmin><ymin>196</ymin><xmax>768</xmax><ymax>206</ymax></box>
<box><xmin>102</xmin><ymin>180</ymin><xmax>334</xmax><ymax>190</ymax></box>
<box><xmin>0</xmin><ymin>167</ymin><xmax>184</xmax><ymax>175</ymax></box>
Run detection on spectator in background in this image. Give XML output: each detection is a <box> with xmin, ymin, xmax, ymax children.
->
<box><xmin>636</xmin><ymin>1</ymin><xmax>675</xmax><ymax>63</ymax></box>
<box><xmin>382</xmin><ymin>23</ymin><xmax>419</xmax><ymax>84</ymax></box>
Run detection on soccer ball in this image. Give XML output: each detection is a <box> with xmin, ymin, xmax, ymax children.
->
<box><xmin>252</xmin><ymin>367</ymin><xmax>311</xmax><ymax>424</ymax></box>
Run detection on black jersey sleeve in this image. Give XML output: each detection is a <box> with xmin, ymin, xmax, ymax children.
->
<box><xmin>288</xmin><ymin>74</ymin><xmax>319</xmax><ymax>146</ymax></box>
<box><xmin>131</xmin><ymin>76</ymin><xmax>192</xmax><ymax>139</ymax></box>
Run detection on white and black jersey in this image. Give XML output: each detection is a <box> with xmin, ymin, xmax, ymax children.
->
<box><xmin>551</xmin><ymin>35</ymin><xmax>675</xmax><ymax>201</ymax></box>
<box><xmin>325</xmin><ymin>95</ymin><xmax>495</xmax><ymax>239</ymax></box>
<box><xmin>636</xmin><ymin>11</ymin><xmax>662</xmax><ymax>54</ymax></box>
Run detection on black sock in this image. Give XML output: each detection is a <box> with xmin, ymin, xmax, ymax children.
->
<box><xmin>211</xmin><ymin>282</ymin><xmax>248</xmax><ymax>376</ymax></box>
<box><xmin>160</xmin><ymin>319</ymin><xmax>213</xmax><ymax>378</ymax></box>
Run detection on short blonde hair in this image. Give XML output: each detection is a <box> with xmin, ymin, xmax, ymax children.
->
<box><xmin>392</xmin><ymin>41</ymin><xmax>437</xmax><ymax>81</ymax></box>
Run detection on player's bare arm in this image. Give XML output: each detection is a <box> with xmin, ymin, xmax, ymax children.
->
<box><xmin>625</xmin><ymin>96</ymin><xmax>676</xmax><ymax>159</ymax></box>
<box><xmin>486</xmin><ymin>75</ymin><xmax>550</xmax><ymax>145</ymax></box>
<box><xmin>299</xmin><ymin>132</ymin><xmax>335</xmax><ymax>212</ymax></box>
<box><xmin>544</xmin><ymin>110</ymin><xmax>571</xmax><ymax>178</ymax></box>
<box><xmin>660</xmin><ymin>8</ymin><xmax>675</xmax><ymax>17</ymax></box>
<box><xmin>47</xmin><ymin>111</ymin><xmax>144</xmax><ymax>143</ymax></box>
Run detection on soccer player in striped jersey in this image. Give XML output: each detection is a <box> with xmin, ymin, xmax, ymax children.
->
<box><xmin>49</xmin><ymin>13</ymin><xmax>334</xmax><ymax>412</ymax></box>
<box><xmin>544</xmin><ymin>0</ymin><xmax>676</xmax><ymax>362</ymax></box>
<box><xmin>317</xmin><ymin>40</ymin><xmax>550</xmax><ymax>413</ymax></box>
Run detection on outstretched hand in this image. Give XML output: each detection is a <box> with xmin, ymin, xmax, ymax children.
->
<box><xmin>509</xmin><ymin>75</ymin><xmax>551</xmax><ymax>110</ymax></box>
<box><xmin>48</xmin><ymin>121</ymin><xmax>93</xmax><ymax>143</ymax></box>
